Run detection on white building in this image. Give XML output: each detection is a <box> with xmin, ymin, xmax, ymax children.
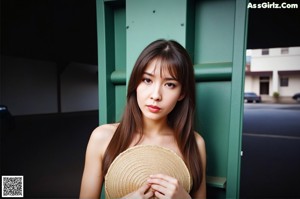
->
<box><xmin>245</xmin><ymin>47</ymin><xmax>300</xmax><ymax>97</ymax></box>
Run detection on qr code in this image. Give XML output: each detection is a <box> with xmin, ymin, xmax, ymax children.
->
<box><xmin>2</xmin><ymin>176</ymin><xmax>23</xmax><ymax>198</ymax></box>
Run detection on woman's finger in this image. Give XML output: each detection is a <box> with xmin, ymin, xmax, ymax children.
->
<box><xmin>144</xmin><ymin>189</ymin><xmax>154</xmax><ymax>198</ymax></box>
<box><xmin>149</xmin><ymin>174</ymin><xmax>177</xmax><ymax>184</ymax></box>
<box><xmin>150</xmin><ymin>184</ymin><xmax>169</xmax><ymax>196</ymax></box>
<box><xmin>138</xmin><ymin>183</ymin><xmax>151</xmax><ymax>193</ymax></box>
<box><xmin>154</xmin><ymin>190</ymin><xmax>166</xmax><ymax>199</ymax></box>
<box><xmin>122</xmin><ymin>184</ymin><xmax>152</xmax><ymax>199</ymax></box>
<box><xmin>147</xmin><ymin>178</ymin><xmax>169</xmax><ymax>188</ymax></box>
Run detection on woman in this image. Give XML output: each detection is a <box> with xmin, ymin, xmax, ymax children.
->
<box><xmin>80</xmin><ymin>39</ymin><xmax>206</xmax><ymax>199</ymax></box>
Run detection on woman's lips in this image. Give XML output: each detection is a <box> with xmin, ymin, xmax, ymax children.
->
<box><xmin>147</xmin><ymin>105</ymin><xmax>161</xmax><ymax>113</ymax></box>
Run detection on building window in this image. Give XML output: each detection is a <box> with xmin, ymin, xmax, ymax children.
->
<box><xmin>280</xmin><ymin>77</ymin><xmax>289</xmax><ymax>87</ymax></box>
<box><xmin>281</xmin><ymin>48</ymin><xmax>289</xmax><ymax>54</ymax></box>
<box><xmin>262</xmin><ymin>48</ymin><xmax>269</xmax><ymax>55</ymax></box>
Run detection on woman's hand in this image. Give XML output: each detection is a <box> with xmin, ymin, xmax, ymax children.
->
<box><xmin>147</xmin><ymin>174</ymin><xmax>191</xmax><ymax>199</ymax></box>
<box><xmin>121</xmin><ymin>184</ymin><xmax>154</xmax><ymax>199</ymax></box>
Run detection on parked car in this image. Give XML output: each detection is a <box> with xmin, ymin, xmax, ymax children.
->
<box><xmin>292</xmin><ymin>93</ymin><xmax>300</xmax><ymax>101</ymax></box>
<box><xmin>244</xmin><ymin>92</ymin><xmax>261</xmax><ymax>103</ymax></box>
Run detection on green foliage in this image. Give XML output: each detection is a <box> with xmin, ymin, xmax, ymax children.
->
<box><xmin>273</xmin><ymin>92</ymin><xmax>280</xmax><ymax>99</ymax></box>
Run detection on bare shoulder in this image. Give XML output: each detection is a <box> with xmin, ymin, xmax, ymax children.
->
<box><xmin>194</xmin><ymin>131</ymin><xmax>206</xmax><ymax>158</ymax></box>
<box><xmin>90</xmin><ymin>123</ymin><xmax>118</xmax><ymax>141</ymax></box>
<box><xmin>87</xmin><ymin>123</ymin><xmax>119</xmax><ymax>156</ymax></box>
<box><xmin>194</xmin><ymin>131</ymin><xmax>206</xmax><ymax>149</ymax></box>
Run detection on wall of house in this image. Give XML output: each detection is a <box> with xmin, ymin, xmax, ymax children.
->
<box><xmin>246</xmin><ymin>47</ymin><xmax>300</xmax><ymax>97</ymax></box>
<box><xmin>0</xmin><ymin>55</ymin><xmax>98</xmax><ymax>116</ymax></box>
<box><xmin>244</xmin><ymin>76</ymin><xmax>260</xmax><ymax>94</ymax></box>
<box><xmin>61</xmin><ymin>62</ymin><xmax>98</xmax><ymax>112</ymax></box>
<box><xmin>279</xmin><ymin>74</ymin><xmax>300</xmax><ymax>96</ymax></box>
<box><xmin>250</xmin><ymin>47</ymin><xmax>300</xmax><ymax>72</ymax></box>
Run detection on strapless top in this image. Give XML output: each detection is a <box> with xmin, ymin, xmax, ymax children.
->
<box><xmin>105</xmin><ymin>145</ymin><xmax>192</xmax><ymax>199</ymax></box>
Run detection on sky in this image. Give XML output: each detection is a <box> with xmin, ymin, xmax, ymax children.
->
<box><xmin>247</xmin><ymin>0</ymin><xmax>300</xmax><ymax>49</ymax></box>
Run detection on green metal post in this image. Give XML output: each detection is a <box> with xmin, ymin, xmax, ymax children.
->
<box><xmin>226</xmin><ymin>0</ymin><xmax>248</xmax><ymax>198</ymax></box>
<box><xmin>96</xmin><ymin>0</ymin><xmax>116</xmax><ymax>124</ymax></box>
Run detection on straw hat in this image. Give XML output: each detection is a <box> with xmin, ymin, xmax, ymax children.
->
<box><xmin>105</xmin><ymin>145</ymin><xmax>192</xmax><ymax>199</ymax></box>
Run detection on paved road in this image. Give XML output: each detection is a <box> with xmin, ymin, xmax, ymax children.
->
<box><xmin>240</xmin><ymin>103</ymin><xmax>300</xmax><ymax>199</ymax></box>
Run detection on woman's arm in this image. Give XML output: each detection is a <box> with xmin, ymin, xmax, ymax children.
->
<box><xmin>79</xmin><ymin>125</ymin><xmax>115</xmax><ymax>199</ymax></box>
<box><xmin>192</xmin><ymin>132</ymin><xmax>207</xmax><ymax>199</ymax></box>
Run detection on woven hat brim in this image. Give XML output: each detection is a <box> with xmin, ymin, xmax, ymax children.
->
<box><xmin>105</xmin><ymin>145</ymin><xmax>191</xmax><ymax>199</ymax></box>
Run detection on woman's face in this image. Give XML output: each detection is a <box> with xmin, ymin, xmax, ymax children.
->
<box><xmin>136</xmin><ymin>59</ymin><xmax>183</xmax><ymax>122</ymax></box>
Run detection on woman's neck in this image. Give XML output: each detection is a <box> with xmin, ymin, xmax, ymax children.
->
<box><xmin>133</xmin><ymin>117</ymin><xmax>180</xmax><ymax>155</ymax></box>
<box><xmin>140</xmin><ymin>117</ymin><xmax>175</xmax><ymax>140</ymax></box>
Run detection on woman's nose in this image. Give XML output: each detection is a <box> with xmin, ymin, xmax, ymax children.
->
<box><xmin>150</xmin><ymin>84</ymin><xmax>162</xmax><ymax>101</ymax></box>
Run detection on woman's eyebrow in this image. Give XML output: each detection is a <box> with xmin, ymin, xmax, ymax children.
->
<box><xmin>143</xmin><ymin>71</ymin><xmax>178</xmax><ymax>81</ymax></box>
<box><xmin>143</xmin><ymin>71</ymin><xmax>154</xmax><ymax>76</ymax></box>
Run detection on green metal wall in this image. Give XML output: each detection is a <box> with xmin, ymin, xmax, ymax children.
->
<box><xmin>96</xmin><ymin>0</ymin><xmax>248</xmax><ymax>198</ymax></box>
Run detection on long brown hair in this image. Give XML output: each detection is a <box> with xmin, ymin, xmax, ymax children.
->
<box><xmin>102</xmin><ymin>39</ymin><xmax>203</xmax><ymax>194</ymax></box>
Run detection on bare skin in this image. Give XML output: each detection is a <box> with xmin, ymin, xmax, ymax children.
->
<box><xmin>80</xmin><ymin>61</ymin><xmax>206</xmax><ymax>199</ymax></box>
<box><xmin>80</xmin><ymin>124</ymin><xmax>206</xmax><ymax>199</ymax></box>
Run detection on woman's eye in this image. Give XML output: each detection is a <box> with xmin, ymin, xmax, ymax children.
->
<box><xmin>165</xmin><ymin>83</ymin><xmax>176</xmax><ymax>88</ymax></box>
<box><xmin>142</xmin><ymin>78</ymin><xmax>152</xmax><ymax>84</ymax></box>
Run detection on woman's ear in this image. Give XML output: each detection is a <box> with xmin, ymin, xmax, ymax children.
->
<box><xmin>178</xmin><ymin>94</ymin><xmax>185</xmax><ymax>101</ymax></box>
